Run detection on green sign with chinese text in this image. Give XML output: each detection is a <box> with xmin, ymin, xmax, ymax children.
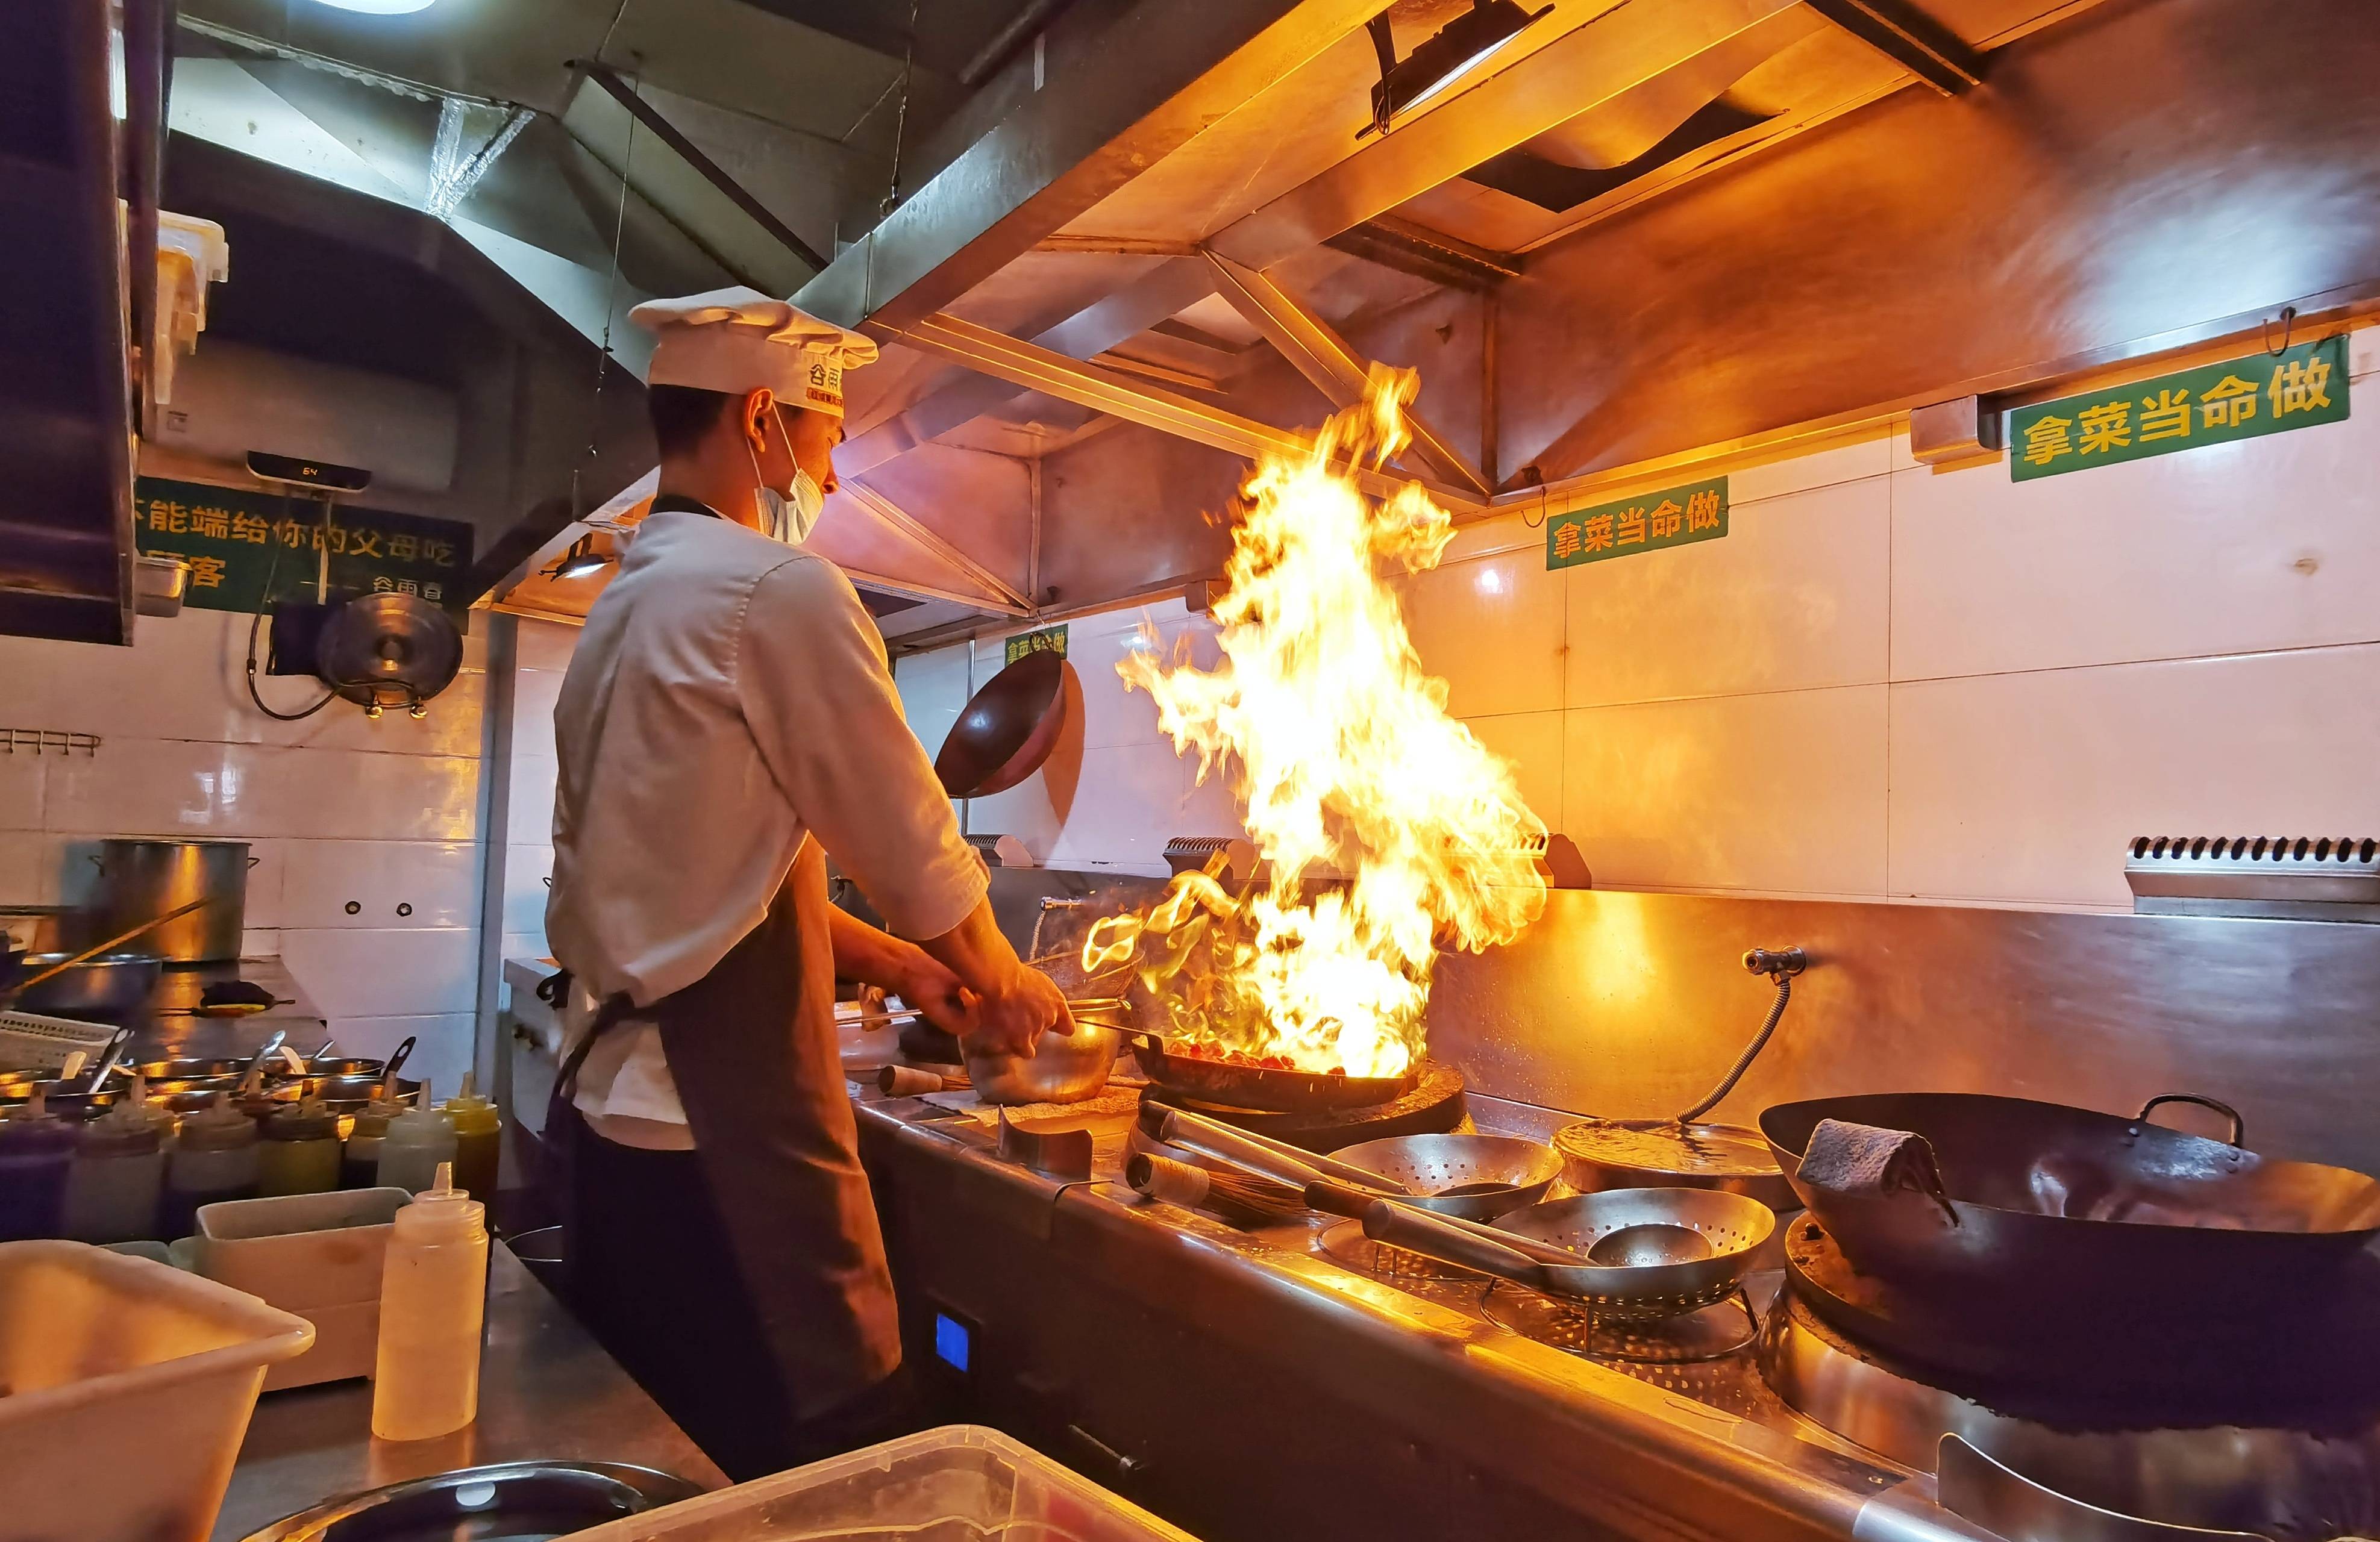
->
<box><xmin>1003</xmin><ymin>625</ymin><xmax>1068</xmax><ymax>666</ymax></box>
<box><xmin>1544</xmin><ymin>475</ymin><xmax>1728</xmax><ymax>571</ymax></box>
<box><xmin>133</xmin><ymin>478</ymin><xmax>474</xmax><ymax>613</ymax></box>
<box><xmin>2008</xmin><ymin>337</ymin><xmax>2347</xmax><ymax>481</ymax></box>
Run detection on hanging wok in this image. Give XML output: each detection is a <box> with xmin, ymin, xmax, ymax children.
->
<box><xmin>1760</xmin><ymin>1091</ymin><xmax>2380</xmax><ymax>1322</ymax></box>
<box><xmin>935</xmin><ymin>649</ymin><xmax>1074</xmax><ymax>799</ymax></box>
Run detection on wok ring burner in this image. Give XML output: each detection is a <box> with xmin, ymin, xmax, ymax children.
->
<box><xmin>1764</xmin><ymin>1221</ymin><xmax>2380</xmax><ymax>1542</ymax></box>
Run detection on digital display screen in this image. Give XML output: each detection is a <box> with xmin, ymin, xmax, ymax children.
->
<box><xmin>933</xmin><ymin>1311</ymin><xmax>972</xmax><ymax>1375</ymax></box>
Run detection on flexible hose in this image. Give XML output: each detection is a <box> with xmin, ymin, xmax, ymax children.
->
<box><xmin>1673</xmin><ymin>972</ymin><xmax>1792</xmax><ymax>1125</ymax></box>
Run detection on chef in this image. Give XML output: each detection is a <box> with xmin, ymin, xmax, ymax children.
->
<box><xmin>545</xmin><ymin>286</ymin><xmax>1071</xmax><ymax>1480</ymax></box>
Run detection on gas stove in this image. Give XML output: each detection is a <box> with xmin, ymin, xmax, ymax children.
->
<box><xmin>1305</xmin><ymin>1205</ymin><xmax>2380</xmax><ymax>1541</ymax></box>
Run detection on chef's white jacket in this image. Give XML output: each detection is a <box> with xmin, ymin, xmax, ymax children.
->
<box><xmin>546</xmin><ymin>507</ymin><xmax>984</xmax><ymax>1147</ymax></box>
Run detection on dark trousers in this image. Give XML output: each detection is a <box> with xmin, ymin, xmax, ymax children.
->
<box><xmin>560</xmin><ymin>1102</ymin><xmax>915</xmax><ymax>1482</ymax></box>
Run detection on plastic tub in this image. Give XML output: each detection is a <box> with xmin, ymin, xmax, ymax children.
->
<box><xmin>195</xmin><ymin>1188</ymin><xmax>410</xmax><ymax>1390</ymax></box>
<box><xmin>0</xmin><ymin>1240</ymin><xmax>314</xmax><ymax>1542</ymax></box>
<box><xmin>572</xmin><ymin>1425</ymin><xmax>1201</xmax><ymax>1542</ymax></box>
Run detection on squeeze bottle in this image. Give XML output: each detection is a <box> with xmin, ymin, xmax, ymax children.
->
<box><xmin>371</xmin><ymin>1162</ymin><xmax>489</xmax><ymax>1441</ymax></box>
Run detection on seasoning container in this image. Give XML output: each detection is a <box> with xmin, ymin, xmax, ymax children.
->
<box><xmin>374</xmin><ymin>1084</ymin><xmax>457</xmax><ymax>1196</ymax></box>
<box><xmin>0</xmin><ymin>1090</ymin><xmax>79</xmax><ymax>1241</ymax></box>
<box><xmin>341</xmin><ymin>1093</ymin><xmax>409</xmax><ymax>1190</ymax></box>
<box><xmin>257</xmin><ymin>1100</ymin><xmax>342</xmax><ymax>1197</ymax></box>
<box><xmin>63</xmin><ymin>1085</ymin><xmax>169</xmax><ymax>1243</ymax></box>
<box><xmin>443</xmin><ymin>1073</ymin><xmax>500</xmax><ymax>1203</ymax></box>
<box><xmin>372</xmin><ymin>1161</ymin><xmax>488</xmax><ymax>1441</ymax></box>
<box><xmin>163</xmin><ymin>1094</ymin><xmax>261</xmax><ymax>1239</ymax></box>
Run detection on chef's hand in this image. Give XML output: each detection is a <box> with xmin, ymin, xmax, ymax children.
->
<box><xmin>966</xmin><ymin>962</ymin><xmax>1074</xmax><ymax>1059</ymax></box>
<box><xmin>893</xmin><ymin>955</ymin><xmax>975</xmax><ymax>1042</ymax></box>
<box><xmin>918</xmin><ymin>899</ymin><xmax>1076</xmax><ymax>1057</ymax></box>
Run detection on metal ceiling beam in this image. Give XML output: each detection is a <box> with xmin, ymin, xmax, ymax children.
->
<box><xmin>793</xmin><ymin>0</ymin><xmax>1389</xmax><ymax>331</ymax></box>
<box><xmin>839</xmin><ymin>256</ymin><xmax>1219</xmax><ymax>478</ymax></box>
<box><xmin>1801</xmin><ymin>0</ymin><xmax>1985</xmax><ymax>95</ymax></box>
<box><xmin>852</xmin><ymin>1</ymin><xmax>1811</xmax><ymax>473</ymax></box>
<box><xmin>839</xmin><ymin>478</ymin><xmax>1033</xmax><ymax>614</ymax></box>
<box><xmin>880</xmin><ymin>313</ymin><xmax>1487</xmax><ymax>511</ymax></box>
<box><xmin>1201</xmin><ymin>250</ymin><xmax>1489</xmax><ymax>497</ymax></box>
<box><xmin>1209</xmin><ymin>0</ymin><xmax>1811</xmax><ymax>269</ymax></box>
<box><xmin>571</xmin><ymin>60</ymin><xmax>828</xmax><ymax>272</ymax></box>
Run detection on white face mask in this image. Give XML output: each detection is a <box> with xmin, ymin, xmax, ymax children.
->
<box><xmin>745</xmin><ymin>407</ymin><xmax>828</xmax><ymax>546</ymax></box>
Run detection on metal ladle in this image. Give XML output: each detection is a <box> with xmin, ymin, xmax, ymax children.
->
<box><xmin>1586</xmin><ymin>1222</ymin><xmax>1715</xmax><ymax>1267</ymax></box>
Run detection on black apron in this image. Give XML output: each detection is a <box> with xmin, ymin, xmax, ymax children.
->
<box><xmin>550</xmin><ymin>839</ymin><xmax>901</xmax><ymax>1451</ymax></box>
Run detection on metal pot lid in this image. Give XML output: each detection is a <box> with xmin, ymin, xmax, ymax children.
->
<box><xmin>240</xmin><ymin>1459</ymin><xmax>703</xmax><ymax>1541</ymax></box>
<box><xmin>316</xmin><ymin>593</ymin><xmax>463</xmax><ymax>702</ymax></box>
<box><xmin>1555</xmin><ymin>1117</ymin><xmax>1782</xmax><ymax>1182</ymax></box>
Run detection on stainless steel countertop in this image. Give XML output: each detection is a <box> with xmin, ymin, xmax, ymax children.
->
<box><xmin>851</xmin><ymin>1087</ymin><xmax>1993</xmax><ymax>1542</ymax></box>
<box><xmin>211</xmin><ymin>1243</ymin><xmax>726</xmax><ymax>1541</ymax></box>
<box><xmin>124</xmin><ymin>957</ymin><xmax>329</xmax><ymax>1062</ymax></box>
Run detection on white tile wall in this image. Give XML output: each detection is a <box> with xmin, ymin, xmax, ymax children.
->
<box><xmin>1888</xmin><ymin>645</ymin><xmax>2380</xmax><ymax>908</ymax></box>
<box><xmin>1562</xmin><ymin>476</ymin><xmax>1891</xmax><ymax>708</ymax></box>
<box><xmin>0</xmin><ymin>605</ymin><xmax>490</xmax><ymax>1026</ymax></box>
<box><xmin>280</xmin><ymin>926</ymin><xmax>480</xmax><ymax>1017</ymax></box>
<box><xmin>1891</xmin><ymin>408</ymin><xmax>2380</xmax><ymax>679</ymax></box>
<box><xmin>908</xmin><ymin>337</ymin><xmax>2380</xmax><ymax>911</ymax></box>
<box><xmin>1561</xmin><ymin>685</ymin><xmax>1890</xmax><ymax>895</ymax></box>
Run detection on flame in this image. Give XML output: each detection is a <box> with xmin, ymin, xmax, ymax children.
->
<box><xmin>1085</xmin><ymin>365</ymin><xmax>1546</xmax><ymax>1077</ymax></box>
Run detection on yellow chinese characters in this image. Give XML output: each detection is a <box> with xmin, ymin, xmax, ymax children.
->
<box><xmin>2021</xmin><ymin>413</ymin><xmax>2073</xmax><ymax>466</ymax></box>
<box><xmin>1551</xmin><ymin>522</ymin><xmax>1582</xmax><ymax>561</ymax></box>
<box><xmin>1685</xmin><ymin>489</ymin><xmax>1721</xmax><ymax>532</ymax></box>
<box><xmin>2137</xmin><ymin>388</ymin><xmax>2191</xmax><ymax>443</ymax></box>
<box><xmin>1580</xmin><ymin>514</ymin><xmax>1614</xmax><ymax>552</ymax></box>
<box><xmin>2200</xmin><ymin>375</ymin><xmax>2257</xmax><ymax>429</ymax></box>
<box><xmin>2270</xmin><ymin>353</ymin><xmax>2333</xmax><ymax>417</ymax></box>
<box><xmin>188</xmin><ymin>557</ymin><xmax>227</xmax><ymax>590</ymax></box>
<box><xmin>1615</xmin><ymin>507</ymin><xmax>1647</xmax><ymax>546</ymax></box>
<box><xmin>1649</xmin><ymin>499</ymin><xmax>1683</xmax><ymax>540</ymax></box>
<box><xmin>2076</xmin><ymin>401</ymin><xmax>2130</xmax><ymax>454</ymax></box>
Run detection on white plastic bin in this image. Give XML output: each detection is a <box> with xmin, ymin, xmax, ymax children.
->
<box><xmin>572</xmin><ymin>1425</ymin><xmax>1201</xmax><ymax>1542</ymax></box>
<box><xmin>195</xmin><ymin>1187</ymin><xmax>411</xmax><ymax>1390</ymax></box>
<box><xmin>0</xmin><ymin>1240</ymin><xmax>315</xmax><ymax>1542</ymax></box>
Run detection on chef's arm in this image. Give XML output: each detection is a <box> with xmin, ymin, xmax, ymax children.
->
<box><xmin>825</xmin><ymin>905</ymin><xmax>969</xmax><ymax>1036</ymax></box>
<box><xmin>739</xmin><ymin>558</ymin><xmax>1069</xmax><ymax>1056</ymax></box>
<box><xmin>916</xmin><ymin>901</ymin><xmax>1074</xmax><ymax>1056</ymax></box>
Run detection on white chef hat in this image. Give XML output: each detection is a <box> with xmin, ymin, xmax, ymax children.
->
<box><xmin>630</xmin><ymin>286</ymin><xmax>878</xmax><ymax>418</ymax></box>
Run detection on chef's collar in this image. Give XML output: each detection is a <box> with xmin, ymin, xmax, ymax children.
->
<box><xmin>650</xmin><ymin>494</ymin><xmax>719</xmax><ymax>519</ymax></box>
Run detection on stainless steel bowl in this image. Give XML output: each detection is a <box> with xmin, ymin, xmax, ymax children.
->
<box><xmin>963</xmin><ymin>1022</ymin><xmax>1121</xmax><ymax>1105</ymax></box>
<box><xmin>12</xmin><ymin>951</ymin><xmax>164</xmax><ymax>1017</ymax></box>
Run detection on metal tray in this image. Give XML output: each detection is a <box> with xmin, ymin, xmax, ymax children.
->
<box><xmin>240</xmin><ymin>1459</ymin><xmax>702</xmax><ymax>1541</ymax></box>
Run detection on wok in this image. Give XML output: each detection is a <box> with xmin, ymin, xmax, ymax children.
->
<box><xmin>1761</xmin><ymin>1091</ymin><xmax>2380</xmax><ymax>1319</ymax></box>
<box><xmin>934</xmin><ymin>649</ymin><xmax>1073</xmax><ymax>798</ymax></box>
<box><xmin>1127</xmin><ymin>1030</ymin><xmax>1416</xmax><ymax>1112</ymax></box>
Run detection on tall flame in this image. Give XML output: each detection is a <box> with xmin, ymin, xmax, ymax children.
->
<box><xmin>1084</xmin><ymin>365</ymin><xmax>1546</xmax><ymax>1077</ymax></box>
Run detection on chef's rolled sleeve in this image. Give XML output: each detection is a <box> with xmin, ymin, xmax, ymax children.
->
<box><xmin>737</xmin><ymin>555</ymin><xmax>987</xmax><ymax>940</ymax></box>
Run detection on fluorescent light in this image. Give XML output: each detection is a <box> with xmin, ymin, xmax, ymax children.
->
<box><xmin>306</xmin><ymin>0</ymin><xmax>439</xmax><ymax>13</ymax></box>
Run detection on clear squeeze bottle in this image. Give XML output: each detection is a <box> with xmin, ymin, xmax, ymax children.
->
<box><xmin>63</xmin><ymin>1085</ymin><xmax>168</xmax><ymax>1242</ymax></box>
<box><xmin>371</xmin><ymin>1162</ymin><xmax>489</xmax><ymax>1441</ymax></box>
<box><xmin>375</xmin><ymin>1084</ymin><xmax>458</xmax><ymax>1195</ymax></box>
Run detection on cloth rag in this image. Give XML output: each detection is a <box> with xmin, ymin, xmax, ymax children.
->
<box><xmin>1802</xmin><ymin>1117</ymin><xmax>1956</xmax><ymax>1220</ymax></box>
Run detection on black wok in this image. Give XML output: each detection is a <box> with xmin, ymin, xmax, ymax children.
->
<box><xmin>934</xmin><ymin>649</ymin><xmax>1073</xmax><ymax>799</ymax></box>
<box><xmin>1127</xmin><ymin>1031</ymin><xmax>1415</xmax><ymax>1113</ymax></box>
<box><xmin>1761</xmin><ymin>1091</ymin><xmax>2380</xmax><ymax>1320</ymax></box>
